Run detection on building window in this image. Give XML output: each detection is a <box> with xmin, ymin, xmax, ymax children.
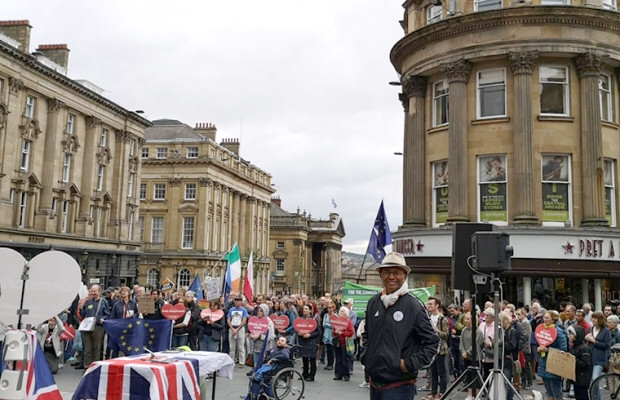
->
<box><xmin>187</xmin><ymin>147</ymin><xmax>198</xmax><ymax>158</ymax></box>
<box><xmin>477</xmin><ymin>68</ymin><xmax>506</xmax><ymax>119</ymax></box>
<box><xmin>60</xmin><ymin>201</ymin><xmax>69</xmax><ymax>233</ymax></box>
<box><xmin>205</xmin><ymin>218</ymin><xmax>211</xmax><ymax>251</ymax></box>
<box><xmin>138</xmin><ymin>216</ymin><xmax>144</xmax><ymax>241</ymax></box>
<box><xmin>182</xmin><ymin>217</ymin><xmax>194</xmax><ymax>249</ymax></box>
<box><xmin>151</xmin><ymin>216</ymin><xmax>164</xmax><ymax>244</ymax></box>
<box><xmin>156</xmin><ymin>147</ymin><xmax>167</xmax><ymax>159</ymax></box>
<box><xmin>600</xmin><ymin>74</ymin><xmax>613</xmax><ymax>122</ymax></box>
<box><xmin>540</xmin><ymin>66</ymin><xmax>569</xmax><ymax>116</ymax></box>
<box><xmin>65</xmin><ymin>113</ymin><xmax>75</xmax><ymax>134</ymax></box>
<box><xmin>139</xmin><ymin>183</ymin><xmax>147</xmax><ymax>200</ymax></box>
<box><xmin>96</xmin><ymin>165</ymin><xmax>105</xmax><ymax>191</ymax></box>
<box><xmin>432</xmin><ymin>80</ymin><xmax>449</xmax><ymax>127</ymax></box>
<box><xmin>605</xmin><ymin>159</ymin><xmax>616</xmax><ymax>227</ymax></box>
<box><xmin>603</xmin><ymin>0</ymin><xmax>616</xmax><ymax>10</ymax></box>
<box><xmin>221</xmin><ymin>221</ymin><xmax>227</xmax><ymax>250</ymax></box>
<box><xmin>9</xmin><ymin>189</ymin><xmax>14</xmax><ymax>204</ymax></box>
<box><xmin>177</xmin><ymin>268</ymin><xmax>190</xmax><ymax>288</ymax></box>
<box><xmin>62</xmin><ymin>153</ymin><xmax>71</xmax><ymax>182</ymax></box>
<box><xmin>18</xmin><ymin>192</ymin><xmax>27</xmax><ymax>228</ymax></box>
<box><xmin>129</xmin><ymin>139</ymin><xmax>135</xmax><ymax>156</ymax></box>
<box><xmin>99</xmin><ymin>128</ymin><xmax>107</xmax><ymax>147</ymax></box>
<box><xmin>153</xmin><ymin>183</ymin><xmax>166</xmax><ymax>200</ymax></box>
<box><xmin>127</xmin><ymin>173</ymin><xmax>135</xmax><ymax>197</ymax></box>
<box><xmin>432</xmin><ymin>160</ymin><xmax>449</xmax><ymax>226</ymax></box>
<box><xmin>477</xmin><ymin>155</ymin><xmax>508</xmax><ymax>224</ymax></box>
<box><xmin>213</xmin><ymin>220</ymin><xmax>219</xmax><ymax>252</ymax></box>
<box><xmin>215</xmin><ymin>188</ymin><xmax>220</xmax><ymax>205</ymax></box>
<box><xmin>276</xmin><ymin>259</ymin><xmax>285</xmax><ymax>274</ymax></box>
<box><xmin>474</xmin><ymin>0</ymin><xmax>502</xmax><ymax>11</ymax></box>
<box><xmin>277</xmin><ymin>241</ymin><xmax>285</xmax><ymax>248</ymax></box>
<box><xmin>20</xmin><ymin>140</ymin><xmax>31</xmax><ymax>171</ymax></box>
<box><xmin>184</xmin><ymin>183</ymin><xmax>196</xmax><ymax>200</ymax></box>
<box><xmin>141</xmin><ymin>147</ymin><xmax>149</xmax><ymax>158</ymax></box>
<box><xmin>128</xmin><ymin>211</ymin><xmax>134</xmax><ymax>240</ymax></box>
<box><xmin>25</xmin><ymin>95</ymin><xmax>35</xmax><ymax>118</ymax></box>
<box><xmin>427</xmin><ymin>5</ymin><xmax>442</xmax><ymax>23</ymax></box>
<box><xmin>146</xmin><ymin>268</ymin><xmax>159</xmax><ymax>289</ymax></box>
<box><xmin>541</xmin><ymin>154</ymin><xmax>571</xmax><ymax>226</ymax></box>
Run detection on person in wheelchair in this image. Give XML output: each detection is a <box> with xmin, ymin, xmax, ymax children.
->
<box><xmin>252</xmin><ymin>337</ymin><xmax>291</xmax><ymax>381</ymax></box>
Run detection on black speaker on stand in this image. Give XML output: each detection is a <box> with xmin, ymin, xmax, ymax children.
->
<box><xmin>451</xmin><ymin>223</ymin><xmax>493</xmax><ymax>292</ymax></box>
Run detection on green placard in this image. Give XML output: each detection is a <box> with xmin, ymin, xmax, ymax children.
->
<box><xmin>341</xmin><ymin>281</ymin><xmax>435</xmax><ymax>318</ymax></box>
<box><xmin>435</xmin><ymin>187</ymin><xmax>448</xmax><ymax>224</ymax></box>
<box><xmin>542</xmin><ymin>182</ymin><xmax>569</xmax><ymax>222</ymax></box>
<box><xmin>479</xmin><ymin>182</ymin><xmax>507</xmax><ymax>221</ymax></box>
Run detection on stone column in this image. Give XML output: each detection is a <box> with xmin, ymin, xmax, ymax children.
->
<box><xmin>401</xmin><ymin>75</ymin><xmax>428</xmax><ymax>227</ymax></box>
<box><xmin>509</xmin><ymin>52</ymin><xmax>539</xmax><ymax>225</ymax></box>
<box><xmin>581</xmin><ymin>278</ymin><xmax>589</xmax><ymax>305</ymax></box>
<box><xmin>239</xmin><ymin>194</ymin><xmax>248</xmax><ymax>252</ymax></box>
<box><xmin>79</xmin><ymin>116</ymin><xmax>100</xmax><ymax>217</ymax></box>
<box><xmin>522</xmin><ymin>277</ymin><xmax>532</xmax><ymax>307</ymax></box>
<box><xmin>39</xmin><ymin>98</ymin><xmax>65</xmax><ymax>211</ymax></box>
<box><xmin>594</xmin><ymin>279</ymin><xmax>602</xmax><ymax>313</ymax></box>
<box><xmin>232</xmin><ymin>191</ymin><xmax>240</xmax><ymax>243</ymax></box>
<box><xmin>441</xmin><ymin>60</ymin><xmax>472</xmax><ymax>222</ymax></box>
<box><xmin>574</xmin><ymin>52</ymin><xmax>608</xmax><ymax>227</ymax></box>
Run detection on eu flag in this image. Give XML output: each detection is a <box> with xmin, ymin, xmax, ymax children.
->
<box><xmin>366</xmin><ymin>200</ymin><xmax>392</xmax><ymax>263</ymax></box>
<box><xmin>103</xmin><ymin>319</ymin><xmax>172</xmax><ymax>355</ymax></box>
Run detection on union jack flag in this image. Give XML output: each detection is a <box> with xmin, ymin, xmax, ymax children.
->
<box><xmin>71</xmin><ymin>357</ymin><xmax>200</xmax><ymax>400</ymax></box>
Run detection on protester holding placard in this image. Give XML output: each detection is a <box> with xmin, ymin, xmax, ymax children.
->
<box><xmin>249</xmin><ymin>304</ymin><xmax>274</xmax><ymax>367</ymax></box>
<box><xmin>536</xmin><ymin>310</ymin><xmax>567</xmax><ymax>400</ymax></box>
<box><xmin>332</xmin><ymin>306</ymin><xmax>354</xmax><ymax>382</ymax></box>
<box><xmin>171</xmin><ymin>297</ymin><xmax>192</xmax><ymax>349</ymax></box>
<box><xmin>585</xmin><ymin>311</ymin><xmax>611</xmax><ymax>400</ymax></box>
<box><xmin>322</xmin><ymin>301</ymin><xmax>337</xmax><ymax>371</ymax></box>
<box><xmin>296</xmin><ymin>304</ymin><xmax>320</xmax><ymax>382</ymax></box>
<box><xmin>567</xmin><ymin>325</ymin><xmax>591</xmax><ymax>400</ymax></box>
<box><xmin>197</xmin><ymin>300</ymin><xmax>225</xmax><ymax>352</ymax></box>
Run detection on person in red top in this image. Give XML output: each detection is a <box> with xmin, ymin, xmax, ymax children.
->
<box><xmin>576</xmin><ymin>309</ymin><xmax>591</xmax><ymax>332</ymax></box>
<box><xmin>332</xmin><ymin>306</ymin><xmax>354</xmax><ymax>382</ymax></box>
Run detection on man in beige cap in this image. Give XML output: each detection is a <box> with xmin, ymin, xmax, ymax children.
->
<box><xmin>362</xmin><ymin>252</ymin><xmax>439</xmax><ymax>399</ymax></box>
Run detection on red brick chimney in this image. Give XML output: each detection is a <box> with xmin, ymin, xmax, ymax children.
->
<box><xmin>271</xmin><ymin>196</ymin><xmax>281</xmax><ymax>207</ymax></box>
<box><xmin>36</xmin><ymin>44</ymin><xmax>70</xmax><ymax>68</ymax></box>
<box><xmin>0</xmin><ymin>20</ymin><xmax>32</xmax><ymax>52</ymax></box>
<box><xmin>194</xmin><ymin>122</ymin><xmax>217</xmax><ymax>141</ymax></box>
<box><xmin>220</xmin><ymin>138</ymin><xmax>240</xmax><ymax>156</ymax></box>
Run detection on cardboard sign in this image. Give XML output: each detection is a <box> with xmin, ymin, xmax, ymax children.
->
<box><xmin>204</xmin><ymin>277</ymin><xmax>221</xmax><ymax>301</ymax></box>
<box><xmin>60</xmin><ymin>324</ymin><xmax>76</xmax><ymax>341</ymax></box>
<box><xmin>270</xmin><ymin>314</ymin><xmax>290</xmax><ymax>331</ymax></box>
<box><xmin>248</xmin><ymin>316</ymin><xmax>270</xmax><ymax>334</ymax></box>
<box><xmin>293</xmin><ymin>317</ymin><xmax>317</xmax><ymax>335</ymax></box>
<box><xmin>329</xmin><ymin>314</ymin><xmax>350</xmax><ymax>332</ymax></box>
<box><xmin>137</xmin><ymin>297</ymin><xmax>155</xmax><ymax>315</ymax></box>
<box><xmin>161</xmin><ymin>303</ymin><xmax>186</xmax><ymax>320</ymax></box>
<box><xmin>200</xmin><ymin>308</ymin><xmax>224</xmax><ymax>322</ymax></box>
<box><xmin>535</xmin><ymin>324</ymin><xmax>558</xmax><ymax>347</ymax></box>
<box><xmin>546</xmin><ymin>347</ymin><xmax>576</xmax><ymax>381</ymax></box>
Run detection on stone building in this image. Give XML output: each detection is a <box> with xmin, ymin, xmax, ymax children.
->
<box><xmin>0</xmin><ymin>20</ymin><xmax>149</xmax><ymax>286</ymax></box>
<box><xmin>138</xmin><ymin>119</ymin><xmax>274</xmax><ymax>294</ymax></box>
<box><xmin>269</xmin><ymin>197</ymin><xmax>345</xmax><ymax>297</ymax></box>
<box><xmin>390</xmin><ymin>1</ymin><xmax>620</xmax><ymax>309</ymax></box>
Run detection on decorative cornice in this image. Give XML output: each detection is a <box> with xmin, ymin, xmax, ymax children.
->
<box><xmin>508</xmin><ymin>51</ymin><xmax>539</xmax><ymax>75</ymax></box>
<box><xmin>574</xmin><ymin>52</ymin><xmax>608</xmax><ymax>79</ymax></box>
<box><xmin>85</xmin><ymin>115</ymin><xmax>101</xmax><ymax>129</ymax></box>
<box><xmin>198</xmin><ymin>177</ymin><xmax>211</xmax><ymax>187</ymax></box>
<box><xmin>440</xmin><ymin>59</ymin><xmax>471</xmax><ymax>83</ymax></box>
<box><xmin>47</xmin><ymin>98</ymin><xmax>65</xmax><ymax>113</ymax></box>
<box><xmin>8</xmin><ymin>77</ymin><xmax>23</xmax><ymax>95</ymax></box>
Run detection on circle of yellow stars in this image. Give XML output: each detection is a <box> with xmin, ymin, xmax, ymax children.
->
<box><xmin>119</xmin><ymin>320</ymin><xmax>156</xmax><ymax>353</ymax></box>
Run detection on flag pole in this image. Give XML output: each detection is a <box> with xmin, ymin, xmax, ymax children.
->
<box><xmin>355</xmin><ymin>253</ymin><xmax>370</xmax><ymax>283</ymax></box>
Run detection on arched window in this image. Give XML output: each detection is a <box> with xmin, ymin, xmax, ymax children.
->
<box><xmin>146</xmin><ymin>268</ymin><xmax>159</xmax><ymax>289</ymax></box>
<box><xmin>177</xmin><ymin>268</ymin><xmax>190</xmax><ymax>288</ymax></box>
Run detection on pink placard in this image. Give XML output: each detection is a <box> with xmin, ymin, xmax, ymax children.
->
<box><xmin>200</xmin><ymin>308</ymin><xmax>224</xmax><ymax>322</ymax></box>
<box><xmin>535</xmin><ymin>324</ymin><xmax>558</xmax><ymax>347</ymax></box>
<box><xmin>270</xmin><ymin>314</ymin><xmax>290</xmax><ymax>331</ymax></box>
<box><xmin>329</xmin><ymin>314</ymin><xmax>350</xmax><ymax>332</ymax></box>
<box><xmin>248</xmin><ymin>316</ymin><xmax>270</xmax><ymax>334</ymax></box>
<box><xmin>161</xmin><ymin>303</ymin><xmax>186</xmax><ymax>321</ymax></box>
<box><xmin>293</xmin><ymin>318</ymin><xmax>317</xmax><ymax>335</ymax></box>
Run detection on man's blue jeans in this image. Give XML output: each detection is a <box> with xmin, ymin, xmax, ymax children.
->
<box><xmin>370</xmin><ymin>384</ymin><xmax>416</xmax><ymax>400</ymax></box>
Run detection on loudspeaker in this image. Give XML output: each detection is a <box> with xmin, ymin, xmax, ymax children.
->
<box><xmin>451</xmin><ymin>223</ymin><xmax>493</xmax><ymax>291</ymax></box>
<box><xmin>471</xmin><ymin>232</ymin><xmax>513</xmax><ymax>272</ymax></box>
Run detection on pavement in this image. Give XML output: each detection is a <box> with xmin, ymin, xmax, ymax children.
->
<box><xmin>54</xmin><ymin>360</ymin><xmax>554</xmax><ymax>400</ymax></box>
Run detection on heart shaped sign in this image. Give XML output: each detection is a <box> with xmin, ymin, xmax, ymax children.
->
<box><xmin>270</xmin><ymin>314</ymin><xmax>290</xmax><ymax>331</ymax></box>
<box><xmin>0</xmin><ymin>249</ymin><xmax>82</xmax><ymax>328</ymax></box>
<box><xmin>535</xmin><ymin>324</ymin><xmax>558</xmax><ymax>347</ymax></box>
<box><xmin>248</xmin><ymin>316</ymin><xmax>269</xmax><ymax>334</ymax></box>
<box><xmin>161</xmin><ymin>303</ymin><xmax>187</xmax><ymax>320</ymax></box>
<box><xmin>293</xmin><ymin>317</ymin><xmax>317</xmax><ymax>335</ymax></box>
<box><xmin>200</xmin><ymin>308</ymin><xmax>224</xmax><ymax>322</ymax></box>
<box><xmin>329</xmin><ymin>314</ymin><xmax>350</xmax><ymax>332</ymax></box>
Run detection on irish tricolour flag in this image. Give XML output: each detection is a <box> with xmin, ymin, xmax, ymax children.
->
<box><xmin>223</xmin><ymin>243</ymin><xmax>242</xmax><ymax>293</ymax></box>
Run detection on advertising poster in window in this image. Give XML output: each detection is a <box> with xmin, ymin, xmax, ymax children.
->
<box><xmin>605</xmin><ymin>186</ymin><xmax>612</xmax><ymax>225</ymax></box>
<box><xmin>478</xmin><ymin>155</ymin><xmax>507</xmax><ymax>221</ymax></box>
<box><xmin>541</xmin><ymin>155</ymin><xmax>568</xmax><ymax>182</ymax></box>
<box><xmin>541</xmin><ymin>183</ymin><xmax>569</xmax><ymax>222</ymax></box>
<box><xmin>433</xmin><ymin>161</ymin><xmax>449</xmax><ymax>224</ymax></box>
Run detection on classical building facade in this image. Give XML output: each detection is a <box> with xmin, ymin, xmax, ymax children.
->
<box><xmin>391</xmin><ymin>1</ymin><xmax>620</xmax><ymax>308</ymax></box>
<box><xmin>0</xmin><ymin>20</ymin><xmax>149</xmax><ymax>286</ymax></box>
<box><xmin>138</xmin><ymin>119</ymin><xmax>274</xmax><ymax>294</ymax></box>
<box><xmin>269</xmin><ymin>197</ymin><xmax>345</xmax><ymax>297</ymax></box>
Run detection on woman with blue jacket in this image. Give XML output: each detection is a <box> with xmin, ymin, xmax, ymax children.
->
<box><xmin>536</xmin><ymin>310</ymin><xmax>567</xmax><ymax>400</ymax></box>
<box><xmin>322</xmin><ymin>301</ymin><xmax>336</xmax><ymax>371</ymax></box>
<box><xmin>586</xmin><ymin>311</ymin><xmax>611</xmax><ymax>400</ymax></box>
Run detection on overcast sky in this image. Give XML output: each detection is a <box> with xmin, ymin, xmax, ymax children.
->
<box><xmin>6</xmin><ymin>1</ymin><xmax>405</xmax><ymax>255</ymax></box>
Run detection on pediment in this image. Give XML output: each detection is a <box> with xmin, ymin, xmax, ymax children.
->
<box><xmin>179</xmin><ymin>204</ymin><xmax>199</xmax><ymax>213</ymax></box>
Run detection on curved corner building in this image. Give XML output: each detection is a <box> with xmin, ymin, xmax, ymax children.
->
<box><xmin>390</xmin><ymin>0</ymin><xmax>620</xmax><ymax>309</ymax></box>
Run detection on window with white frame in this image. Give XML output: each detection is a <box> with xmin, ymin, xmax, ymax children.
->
<box><xmin>215</xmin><ymin>188</ymin><xmax>220</xmax><ymax>205</ymax></box>
<box><xmin>52</xmin><ymin>198</ymin><xmax>57</xmax><ymax>213</ymax></box>
<box><xmin>127</xmin><ymin>173</ymin><xmax>135</xmax><ymax>197</ymax></box>
<box><xmin>25</xmin><ymin>96</ymin><xmax>35</xmax><ymax>118</ymax></box>
<box><xmin>205</xmin><ymin>218</ymin><xmax>211</xmax><ymax>251</ymax></box>
<box><xmin>128</xmin><ymin>211</ymin><xmax>134</xmax><ymax>241</ymax></box>
<box><xmin>60</xmin><ymin>201</ymin><xmax>69</xmax><ymax>233</ymax></box>
<box><xmin>182</xmin><ymin>217</ymin><xmax>194</xmax><ymax>249</ymax></box>
<box><xmin>141</xmin><ymin>147</ymin><xmax>149</xmax><ymax>158</ymax></box>
<box><xmin>99</xmin><ymin>128</ymin><xmax>107</xmax><ymax>147</ymax></box>
<box><xmin>65</xmin><ymin>113</ymin><xmax>75</xmax><ymax>134</ymax></box>
<box><xmin>605</xmin><ymin>159</ymin><xmax>616</xmax><ymax>227</ymax></box>
<box><xmin>186</xmin><ymin>147</ymin><xmax>198</xmax><ymax>158</ymax></box>
<box><xmin>18</xmin><ymin>192</ymin><xmax>27</xmax><ymax>228</ymax></box>
<box><xmin>276</xmin><ymin>259</ymin><xmax>285</xmax><ymax>274</ymax></box>
<box><xmin>540</xmin><ymin>66</ymin><xmax>569</xmax><ymax>116</ymax></box>
<box><xmin>541</xmin><ymin>154</ymin><xmax>571</xmax><ymax>225</ymax></box>
<box><xmin>177</xmin><ymin>268</ymin><xmax>190</xmax><ymax>288</ymax></box>
<box><xmin>96</xmin><ymin>165</ymin><xmax>105</xmax><ymax>190</ymax></box>
<box><xmin>474</xmin><ymin>0</ymin><xmax>502</xmax><ymax>11</ymax></box>
<box><xmin>20</xmin><ymin>140</ymin><xmax>31</xmax><ymax>171</ymax></box>
<box><xmin>151</xmin><ymin>216</ymin><xmax>164</xmax><ymax>243</ymax></box>
<box><xmin>477</xmin><ymin>69</ymin><xmax>506</xmax><ymax>119</ymax></box>
<box><xmin>221</xmin><ymin>221</ymin><xmax>227</xmax><ymax>250</ymax></box>
<box><xmin>603</xmin><ymin>0</ymin><xmax>616</xmax><ymax>10</ymax></box>
<box><xmin>427</xmin><ymin>5</ymin><xmax>443</xmax><ymax>23</ymax></box>
<box><xmin>138</xmin><ymin>216</ymin><xmax>144</xmax><ymax>241</ymax></box>
<box><xmin>213</xmin><ymin>220</ymin><xmax>219</xmax><ymax>252</ymax></box>
<box><xmin>432</xmin><ymin>80</ymin><xmax>449</xmax><ymax>127</ymax></box>
<box><xmin>184</xmin><ymin>183</ymin><xmax>196</xmax><ymax>200</ymax></box>
<box><xmin>153</xmin><ymin>183</ymin><xmax>166</xmax><ymax>200</ymax></box>
<box><xmin>139</xmin><ymin>183</ymin><xmax>147</xmax><ymax>200</ymax></box>
<box><xmin>62</xmin><ymin>153</ymin><xmax>71</xmax><ymax>182</ymax></box>
<box><xmin>156</xmin><ymin>147</ymin><xmax>167</xmax><ymax>159</ymax></box>
<box><xmin>477</xmin><ymin>155</ymin><xmax>508</xmax><ymax>224</ymax></box>
<box><xmin>432</xmin><ymin>160</ymin><xmax>449</xmax><ymax>226</ymax></box>
<box><xmin>600</xmin><ymin>74</ymin><xmax>612</xmax><ymax>122</ymax></box>
<box><xmin>9</xmin><ymin>189</ymin><xmax>14</xmax><ymax>204</ymax></box>
<box><xmin>146</xmin><ymin>269</ymin><xmax>159</xmax><ymax>288</ymax></box>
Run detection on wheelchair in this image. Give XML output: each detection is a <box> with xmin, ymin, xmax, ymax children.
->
<box><xmin>244</xmin><ymin>345</ymin><xmax>305</xmax><ymax>400</ymax></box>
